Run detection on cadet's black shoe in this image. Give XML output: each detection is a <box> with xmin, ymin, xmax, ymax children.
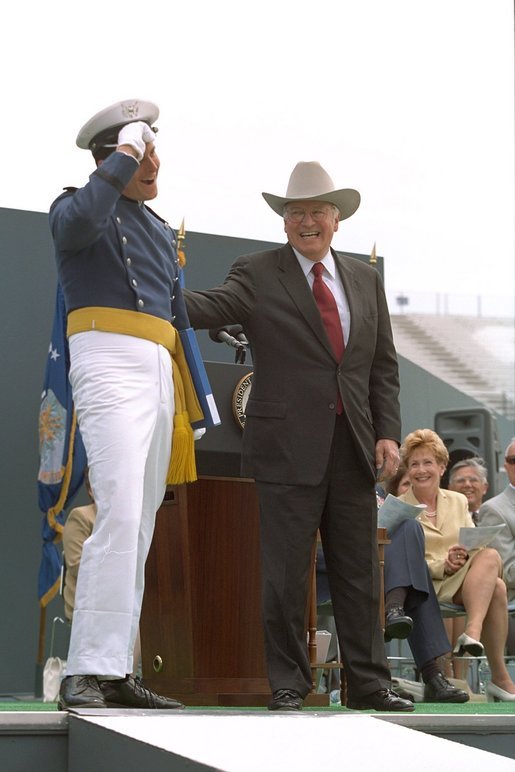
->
<box><xmin>384</xmin><ymin>606</ymin><xmax>413</xmax><ymax>643</ymax></box>
<box><xmin>58</xmin><ymin>675</ymin><xmax>106</xmax><ymax>710</ymax></box>
<box><xmin>99</xmin><ymin>675</ymin><xmax>184</xmax><ymax>709</ymax></box>
<box><xmin>423</xmin><ymin>674</ymin><xmax>469</xmax><ymax>703</ymax></box>
<box><xmin>268</xmin><ymin>688</ymin><xmax>303</xmax><ymax>711</ymax></box>
<box><xmin>347</xmin><ymin>688</ymin><xmax>415</xmax><ymax>712</ymax></box>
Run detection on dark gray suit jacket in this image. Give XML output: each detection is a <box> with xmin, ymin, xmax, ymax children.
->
<box><xmin>184</xmin><ymin>243</ymin><xmax>401</xmax><ymax>486</ymax></box>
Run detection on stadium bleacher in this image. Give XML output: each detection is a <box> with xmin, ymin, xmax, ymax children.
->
<box><xmin>390</xmin><ymin>314</ymin><xmax>515</xmax><ymax>420</ymax></box>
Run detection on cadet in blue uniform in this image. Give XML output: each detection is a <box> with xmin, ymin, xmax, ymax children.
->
<box><xmin>52</xmin><ymin>99</ymin><xmax>196</xmax><ymax>710</ymax></box>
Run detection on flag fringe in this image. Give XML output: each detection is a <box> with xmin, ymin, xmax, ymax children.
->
<box><xmin>39</xmin><ymin>577</ymin><xmax>61</xmax><ymax>608</ymax></box>
<box><xmin>47</xmin><ymin>409</ymin><xmax>79</xmax><ymax>537</ymax></box>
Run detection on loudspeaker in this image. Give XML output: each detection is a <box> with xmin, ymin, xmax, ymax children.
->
<box><xmin>434</xmin><ymin>407</ymin><xmax>501</xmax><ymax>498</ymax></box>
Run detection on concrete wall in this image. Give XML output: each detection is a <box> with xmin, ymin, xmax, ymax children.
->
<box><xmin>0</xmin><ymin>206</ymin><xmax>512</xmax><ymax>695</ymax></box>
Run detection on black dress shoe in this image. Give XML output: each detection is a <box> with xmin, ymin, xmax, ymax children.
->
<box><xmin>423</xmin><ymin>674</ymin><xmax>469</xmax><ymax>703</ymax></box>
<box><xmin>99</xmin><ymin>675</ymin><xmax>184</xmax><ymax>709</ymax></box>
<box><xmin>384</xmin><ymin>606</ymin><xmax>413</xmax><ymax>643</ymax></box>
<box><xmin>268</xmin><ymin>688</ymin><xmax>303</xmax><ymax>711</ymax></box>
<box><xmin>347</xmin><ymin>688</ymin><xmax>415</xmax><ymax>712</ymax></box>
<box><xmin>58</xmin><ymin>675</ymin><xmax>106</xmax><ymax>710</ymax></box>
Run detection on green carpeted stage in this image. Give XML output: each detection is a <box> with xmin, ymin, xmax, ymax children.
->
<box><xmin>2</xmin><ymin>699</ymin><xmax>515</xmax><ymax>715</ymax></box>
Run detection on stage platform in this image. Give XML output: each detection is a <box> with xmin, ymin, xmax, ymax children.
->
<box><xmin>2</xmin><ymin>706</ymin><xmax>515</xmax><ymax>771</ymax></box>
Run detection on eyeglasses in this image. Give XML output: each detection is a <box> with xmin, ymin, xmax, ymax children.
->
<box><xmin>452</xmin><ymin>476</ymin><xmax>483</xmax><ymax>485</ymax></box>
<box><xmin>505</xmin><ymin>456</ymin><xmax>515</xmax><ymax>465</ymax></box>
<box><xmin>284</xmin><ymin>207</ymin><xmax>335</xmax><ymax>223</ymax></box>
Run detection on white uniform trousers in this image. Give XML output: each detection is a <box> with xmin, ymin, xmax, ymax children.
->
<box><xmin>66</xmin><ymin>331</ymin><xmax>174</xmax><ymax>677</ymax></box>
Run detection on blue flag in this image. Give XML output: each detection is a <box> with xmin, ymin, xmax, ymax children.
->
<box><xmin>37</xmin><ymin>284</ymin><xmax>87</xmax><ymax>607</ymax></box>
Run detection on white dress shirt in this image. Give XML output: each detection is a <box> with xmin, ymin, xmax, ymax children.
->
<box><xmin>292</xmin><ymin>247</ymin><xmax>351</xmax><ymax>346</ymax></box>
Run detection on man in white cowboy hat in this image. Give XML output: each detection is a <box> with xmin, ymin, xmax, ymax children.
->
<box><xmin>184</xmin><ymin>161</ymin><xmax>413</xmax><ymax>711</ymax></box>
<box><xmin>50</xmin><ymin>98</ymin><xmax>197</xmax><ymax>711</ymax></box>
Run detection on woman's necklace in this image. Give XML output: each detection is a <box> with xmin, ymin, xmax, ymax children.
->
<box><xmin>425</xmin><ymin>508</ymin><xmax>437</xmax><ymax>517</ymax></box>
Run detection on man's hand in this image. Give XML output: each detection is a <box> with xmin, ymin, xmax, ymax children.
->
<box><xmin>375</xmin><ymin>439</ymin><xmax>400</xmax><ymax>482</ymax></box>
<box><xmin>117</xmin><ymin>121</ymin><xmax>155</xmax><ymax>162</ymax></box>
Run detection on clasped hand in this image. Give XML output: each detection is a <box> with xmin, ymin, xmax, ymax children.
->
<box><xmin>444</xmin><ymin>544</ymin><xmax>468</xmax><ymax>575</ymax></box>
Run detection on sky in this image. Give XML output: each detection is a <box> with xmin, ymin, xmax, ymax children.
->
<box><xmin>2</xmin><ymin>0</ymin><xmax>514</xmax><ymax>316</ymax></box>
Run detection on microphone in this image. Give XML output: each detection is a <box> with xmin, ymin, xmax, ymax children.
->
<box><xmin>209</xmin><ymin>327</ymin><xmax>242</xmax><ymax>349</ymax></box>
<box><xmin>209</xmin><ymin>326</ymin><xmax>248</xmax><ymax>364</ymax></box>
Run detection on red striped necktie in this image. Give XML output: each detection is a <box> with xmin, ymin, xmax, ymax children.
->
<box><xmin>311</xmin><ymin>262</ymin><xmax>344</xmax><ymax>413</ymax></box>
<box><xmin>311</xmin><ymin>262</ymin><xmax>345</xmax><ymax>361</ymax></box>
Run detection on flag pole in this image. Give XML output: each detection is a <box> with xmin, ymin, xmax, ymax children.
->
<box><xmin>177</xmin><ymin>217</ymin><xmax>186</xmax><ymax>268</ymax></box>
<box><xmin>35</xmin><ymin>604</ymin><xmax>46</xmax><ymax>698</ymax></box>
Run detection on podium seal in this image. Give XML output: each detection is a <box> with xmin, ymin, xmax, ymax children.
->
<box><xmin>232</xmin><ymin>372</ymin><xmax>253</xmax><ymax>430</ymax></box>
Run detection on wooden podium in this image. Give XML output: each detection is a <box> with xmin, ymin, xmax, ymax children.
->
<box><xmin>141</xmin><ymin>475</ymin><xmax>274</xmax><ymax>706</ymax></box>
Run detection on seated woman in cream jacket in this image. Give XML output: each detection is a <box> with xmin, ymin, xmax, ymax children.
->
<box><xmin>398</xmin><ymin>428</ymin><xmax>515</xmax><ymax>703</ymax></box>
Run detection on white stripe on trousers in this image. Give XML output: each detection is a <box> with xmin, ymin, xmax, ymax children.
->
<box><xmin>65</xmin><ymin>331</ymin><xmax>174</xmax><ymax>677</ymax></box>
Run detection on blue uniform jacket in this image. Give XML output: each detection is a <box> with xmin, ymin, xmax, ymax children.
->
<box><xmin>49</xmin><ymin>151</ymin><xmax>190</xmax><ymax>329</ymax></box>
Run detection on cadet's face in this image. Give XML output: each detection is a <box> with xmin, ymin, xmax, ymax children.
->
<box><xmin>283</xmin><ymin>201</ymin><xmax>339</xmax><ymax>262</ymax></box>
<box><xmin>123</xmin><ymin>143</ymin><xmax>160</xmax><ymax>202</ymax></box>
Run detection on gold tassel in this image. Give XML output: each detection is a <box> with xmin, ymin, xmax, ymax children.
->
<box><xmin>167</xmin><ymin>412</ymin><xmax>197</xmax><ymax>484</ymax></box>
<box><xmin>168</xmin><ymin>346</ymin><xmax>198</xmax><ymax>484</ymax></box>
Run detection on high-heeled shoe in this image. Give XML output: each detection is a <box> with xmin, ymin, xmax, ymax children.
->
<box><xmin>452</xmin><ymin>632</ymin><xmax>484</xmax><ymax>657</ymax></box>
<box><xmin>486</xmin><ymin>682</ymin><xmax>515</xmax><ymax>702</ymax></box>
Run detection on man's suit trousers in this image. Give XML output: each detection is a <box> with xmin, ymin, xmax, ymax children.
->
<box><xmin>256</xmin><ymin>413</ymin><xmax>391</xmax><ymax>700</ymax></box>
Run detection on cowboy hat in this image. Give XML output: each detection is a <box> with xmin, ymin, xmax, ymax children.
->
<box><xmin>76</xmin><ymin>98</ymin><xmax>159</xmax><ymax>151</ymax></box>
<box><xmin>262</xmin><ymin>161</ymin><xmax>360</xmax><ymax>221</ymax></box>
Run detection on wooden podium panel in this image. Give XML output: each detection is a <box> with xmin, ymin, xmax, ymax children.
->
<box><xmin>141</xmin><ymin>476</ymin><xmax>273</xmax><ymax>705</ymax></box>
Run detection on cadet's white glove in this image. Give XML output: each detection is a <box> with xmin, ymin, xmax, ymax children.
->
<box><xmin>117</xmin><ymin>121</ymin><xmax>155</xmax><ymax>162</ymax></box>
